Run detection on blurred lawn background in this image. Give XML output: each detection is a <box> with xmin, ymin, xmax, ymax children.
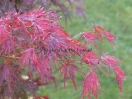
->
<box><xmin>38</xmin><ymin>0</ymin><xmax>132</xmax><ymax>99</ymax></box>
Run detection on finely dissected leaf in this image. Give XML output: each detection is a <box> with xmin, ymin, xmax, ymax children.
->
<box><xmin>102</xmin><ymin>30</ymin><xmax>116</xmax><ymax>46</ymax></box>
<box><xmin>83</xmin><ymin>32</ymin><xmax>97</xmax><ymax>43</ymax></box>
<box><xmin>0</xmin><ymin>36</ymin><xmax>17</xmax><ymax>55</ymax></box>
<box><xmin>0</xmin><ymin>64</ymin><xmax>17</xmax><ymax>98</ymax></box>
<box><xmin>81</xmin><ymin>71</ymin><xmax>102</xmax><ymax>99</ymax></box>
<box><xmin>0</xmin><ymin>25</ymin><xmax>8</xmax><ymax>44</ymax></box>
<box><xmin>101</xmin><ymin>55</ymin><xmax>121</xmax><ymax>67</ymax></box>
<box><xmin>82</xmin><ymin>51</ymin><xmax>100</xmax><ymax>68</ymax></box>
<box><xmin>60</xmin><ymin>61</ymin><xmax>82</xmax><ymax>89</ymax></box>
<box><xmin>93</xmin><ymin>25</ymin><xmax>116</xmax><ymax>47</ymax></box>
<box><xmin>102</xmin><ymin>55</ymin><xmax>126</xmax><ymax>94</ymax></box>
<box><xmin>18</xmin><ymin>48</ymin><xmax>40</xmax><ymax>67</ymax></box>
<box><xmin>114</xmin><ymin>66</ymin><xmax>126</xmax><ymax>94</ymax></box>
<box><xmin>83</xmin><ymin>32</ymin><xmax>101</xmax><ymax>49</ymax></box>
<box><xmin>93</xmin><ymin>25</ymin><xmax>104</xmax><ymax>42</ymax></box>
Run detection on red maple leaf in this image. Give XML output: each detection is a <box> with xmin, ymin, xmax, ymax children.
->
<box><xmin>103</xmin><ymin>30</ymin><xmax>116</xmax><ymax>47</ymax></box>
<box><xmin>101</xmin><ymin>54</ymin><xmax>121</xmax><ymax>67</ymax></box>
<box><xmin>114</xmin><ymin>66</ymin><xmax>126</xmax><ymax>94</ymax></box>
<box><xmin>81</xmin><ymin>70</ymin><xmax>103</xmax><ymax>99</ymax></box>
<box><xmin>83</xmin><ymin>32</ymin><xmax>97</xmax><ymax>42</ymax></box>
<box><xmin>102</xmin><ymin>55</ymin><xmax>126</xmax><ymax>94</ymax></box>
<box><xmin>93</xmin><ymin>25</ymin><xmax>104</xmax><ymax>42</ymax></box>
<box><xmin>60</xmin><ymin>60</ymin><xmax>82</xmax><ymax>89</ymax></box>
<box><xmin>82</xmin><ymin>51</ymin><xmax>100</xmax><ymax>68</ymax></box>
<box><xmin>0</xmin><ymin>25</ymin><xmax>8</xmax><ymax>43</ymax></box>
<box><xmin>83</xmin><ymin>32</ymin><xmax>101</xmax><ymax>48</ymax></box>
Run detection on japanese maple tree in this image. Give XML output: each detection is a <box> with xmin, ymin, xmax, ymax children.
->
<box><xmin>0</xmin><ymin>0</ymin><xmax>126</xmax><ymax>99</ymax></box>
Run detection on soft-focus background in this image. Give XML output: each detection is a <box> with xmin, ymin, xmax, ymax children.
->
<box><xmin>38</xmin><ymin>0</ymin><xmax>132</xmax><ymax>99</ymax></box>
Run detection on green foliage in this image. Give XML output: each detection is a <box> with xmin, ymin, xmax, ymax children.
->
<box><xmin>39</xmin><ymin>0</ymin><xmax>132</xmax><ymax>99</ymax></box>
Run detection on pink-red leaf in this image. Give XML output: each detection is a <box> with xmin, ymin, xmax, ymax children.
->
<box><xmin>102</xmin><ymin>55</ymin><xmax>126</xmax><ymax>94</ymax></box>
<box><xmin>60</xmin><ymin>61</ymin><xmax>82</xmax><ymax>89</ymax></box>
<box><xmin>102</xmin><ymin>55</ymin><xmax>121</xmax><ymax>67</ymax></box>
<box><xmin>83</xmin><ymin>32</ymin><xmax>97</xmax><ymax>42</ymax></box>
<box><xmin>82</xmin><ymin>51</ymin><xmax>100</xmax><ymax>68</ymax></box>
<box><xmin>83</xmin><ymin>32</ymin><xmax>101</xmax><ymax>50</ymax></box>
<box><xmin>93</xmin><ymin>25</ymin><xmax>104</xmax><ymax>42</ymax></box>
<box><xmin>103</xmin><ymin>30</ymin><xmax>116</xmax><ymax>46</ymax></box>
<box><xmin>114</xmin><ymin>66</ymin><xmax>126</xmax><ymax>94</ymax></box>
<box><xmin>18</xmin><ymin>48</ymin><xmax>40</xmax><ymax>69</ymax></box>
<box><xmin>0</xmin><ymin>25</ymin><xmax>8</xmax><ymax>43</ymax></box>
<box><xmin>81</xmin><ymin>70</ymin><xmax>102</xmax><ymax>99</ymax></box>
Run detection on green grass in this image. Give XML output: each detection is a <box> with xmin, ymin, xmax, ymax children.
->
<box><xmin>39</xmin><ymin>0</ymin><xmax>132</xmax><ymax>99</ymax></box>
